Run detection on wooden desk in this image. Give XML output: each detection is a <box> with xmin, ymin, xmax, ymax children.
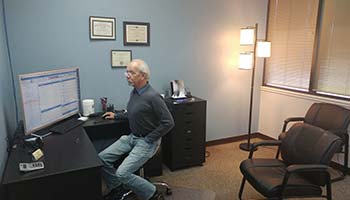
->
<box><xmin>2</xmin><ymin>117</ymin><xmax>163</xmax><ymax>200</ymax></box>
<box><xmin>2</xmin><ymin>127</ymin><xmax>103</xmax><ymax>200</ymax></box>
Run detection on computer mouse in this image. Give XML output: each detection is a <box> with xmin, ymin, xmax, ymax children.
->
<box><xmin>101</xmin><ymin>115</ymin><xmax>107</xmax><ymax>119</ymax></box>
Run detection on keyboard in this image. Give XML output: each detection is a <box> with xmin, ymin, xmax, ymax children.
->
<box><xmin>50</xmin><ymin>118</ymin><xmax>84</xmax><ymax>134</ymax></box>
<box><xmin>87</xmin><ymin>112</ymin><xmax>104</xmax><ymax>118</ymax></box>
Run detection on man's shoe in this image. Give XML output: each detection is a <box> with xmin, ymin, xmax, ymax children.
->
<box><xmin>103</xmin><ymin>186</ymin><xmax>130</xmax><ymax>200</ymax></box>
<box><xmin>149</xmin><ymin>190</ymin><xmax>164</xmax><ymax>200</ymax></box>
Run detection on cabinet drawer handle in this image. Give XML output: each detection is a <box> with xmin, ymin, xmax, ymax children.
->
<box><xmin>184</xmin><ymin>156</ymin><xmax>192</xmax><ymax>160</ymax></box>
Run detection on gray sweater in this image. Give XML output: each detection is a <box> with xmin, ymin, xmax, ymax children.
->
<box><xmin>116</xmin><ymin>84</ymin><xmax>174</xmax><ymax>143</ymax></box>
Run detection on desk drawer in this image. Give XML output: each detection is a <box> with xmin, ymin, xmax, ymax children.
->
<box><xmin>170</xmin><ymin>145</ymin><xmax>205</xmax><ymax>169</ymax></box>
<box><xmin>173</xmin><ymin>102</ymin><xmax>201</xmax><ymax>115</ymax></box>
<box><xmin>172</xmin><ymin>119</ymin><xmax>205</xmax><ymax>138</ymax></box>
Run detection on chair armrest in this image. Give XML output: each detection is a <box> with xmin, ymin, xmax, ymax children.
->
<box><xmin>248</xmin><ymin>140</ymin><xmax>282</xmax><ymax>158</ymax></box>
<box><xmin>282</xmin><ymin>117</ymin><xmax>305</xmax><ymax>132</ymax></box>
<box><xmin>280</xmin><ymin>164</ymin><xmax>331</xmax><ymax>197</ymax></box>
<box><xmin>286</xmin><ymin>164</ymin><xmax>329</xmax><ymax>173</ymax></box>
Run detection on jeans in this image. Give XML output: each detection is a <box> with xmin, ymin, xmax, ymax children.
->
<box><xmin>98</xmin><ymin>134</ymin><xmax>160</xmax><ymax>200</ymax></box>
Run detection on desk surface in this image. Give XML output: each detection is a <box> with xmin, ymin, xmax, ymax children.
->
<box><xmin>3</xmin><ymin>126</ymin><xmax>102</xmax><ymax>185</ymax></box>
<box><xmin>83</xmin><ymin>117</ymin><xmax>128</xmax><ymax>127</ymax></box>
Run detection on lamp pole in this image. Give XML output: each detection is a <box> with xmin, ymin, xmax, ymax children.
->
<box><xmin>239</xmin><ymin>23</ymin><xmax>258</xmax><ymax>151</ymax></box>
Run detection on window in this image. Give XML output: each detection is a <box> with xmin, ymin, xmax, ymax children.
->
<box><xmin>264</xmin><ymin>0</ymin><xmax>350</xmax><ymax>99</ymax></box>
<box><xmin>313</xmin><ymin>0</ymin><xmax>350</xmax><ymax>97</ymax></box>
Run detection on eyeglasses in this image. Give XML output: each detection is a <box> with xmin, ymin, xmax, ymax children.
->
<box><xmin>124</xmin><ymin>70</ymin><xmax>138</xmax><ymax>77</ymax></box>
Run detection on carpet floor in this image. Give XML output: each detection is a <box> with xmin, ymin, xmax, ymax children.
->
<box><xmin>151</xmin><ymin>139</ymin><xmax>350</xmax><ymax>200</ymax></box>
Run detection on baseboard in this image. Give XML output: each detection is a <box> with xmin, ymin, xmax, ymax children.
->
<box><xmin>206</xmin><ymin>133</ymin><xmax>350</xmax><ymax>175</ymax></box>
<box><xmin>206</xmin><ymin>132</ymin><xmax>275</xmax><ymax>146</ymax></box>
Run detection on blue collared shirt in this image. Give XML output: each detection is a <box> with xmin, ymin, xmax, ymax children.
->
<box><xmin>134</xmin><ymin>82</ymin><xmax>150</xmax><ymax>95</ymax></box>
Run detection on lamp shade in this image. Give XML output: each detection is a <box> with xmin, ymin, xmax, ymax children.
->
<box><xmin>256</xmin><ymin>41</ymin><xmax>271</xmax><ymax>58</ymax></box>
<box><xmin>239</xmin><ymin>52</ymin><xmax>254</xmax><ymax>69</ymax></box>
<box><xmin>240</xmin><ymin>28</ymin><xmax>255</xmax><ymax>45</ymax></box>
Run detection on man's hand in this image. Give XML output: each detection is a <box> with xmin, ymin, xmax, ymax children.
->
<box><xmin>102</xmin><ymin>112</ymin><xmax>115</xmax><ymax>119</ymax></box>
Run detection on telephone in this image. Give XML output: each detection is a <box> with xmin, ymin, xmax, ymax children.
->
<box><xmin>170</xmin><ymin>80</ymin><xmax>187</xmax><ymax>99</ymax></box>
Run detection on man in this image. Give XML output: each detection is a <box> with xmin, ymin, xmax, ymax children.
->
<box><xmin>99</xmin><ymin>59</ymin><xmax>174</xmax><ymax>200</ymax></box>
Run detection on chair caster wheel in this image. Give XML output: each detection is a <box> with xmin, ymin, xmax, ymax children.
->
<box><xmin>166</xmin><ymin>188</ymin><xmax>172</xmax><ymax>195</ymax></box>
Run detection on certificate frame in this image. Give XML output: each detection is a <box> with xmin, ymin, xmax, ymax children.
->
<box><xmin>111</xmin><ymin>50</ymin><xmax>132</xmax><ymax>68</ymax></box>
<box><xmin>89</xmin><ymin>16</ymin><xmax>116</xmax><ymax>40</ymax></box>
<box><xmin>123</xmin><ymin>21</ymin><xmax>150</xmax><ymax>46</ymax></box>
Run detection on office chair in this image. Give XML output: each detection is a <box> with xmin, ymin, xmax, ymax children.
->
<box><xmin>277</xmin><ymin>103</ymin><xmax>350</xmax><ymax>181</ymax></box>
<box><xmin>118</xmin><ymin>146</ymin><xmax>172</xmax><ymax>200</ymax></box>
<box><xmin>239</xmin><ymin>123</ymin><xmax>342</xmax><ymax>200</ymax></box>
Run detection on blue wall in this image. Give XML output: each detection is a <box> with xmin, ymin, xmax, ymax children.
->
<box><xmin>0</xmin><ymin>0</ymin><xmax>16</xmax><ymax>180</ymax></box>
<box><xmin>4</xmin><ymin>0</ymin><xmax>268</xmax><ymax>142</ymax></box>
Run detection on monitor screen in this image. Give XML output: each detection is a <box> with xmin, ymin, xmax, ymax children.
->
<box><xmin>19</xmin><ymin>67</ymin><xmax>81</xmax><ymax>135</ymax></box>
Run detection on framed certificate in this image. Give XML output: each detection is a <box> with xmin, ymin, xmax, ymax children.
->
<box><xmin>90</xmin><ymin>16</ymin><xmax>116</xmax><ymax>40</ymax></box>
<box><xmin>123</xmin><ymin>21</ymin><xmax>150</xmax><ymax>46</ymax></box>
<box><xmin>111</xmin><ymin>50</ymin><xmax>132</xmax><ymax>68</ymax></box>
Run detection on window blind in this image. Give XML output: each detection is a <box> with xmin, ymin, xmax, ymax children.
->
<box><xmin>264</xmin><ymin>0</ymin><xmax>319</xmax><ymax>90</ymax></box>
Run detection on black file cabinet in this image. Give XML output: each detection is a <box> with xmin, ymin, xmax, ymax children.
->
<box><xmin>163</xmin><ymin>97</ymin><xmax>207</xmax><ymax>171</ymax></box>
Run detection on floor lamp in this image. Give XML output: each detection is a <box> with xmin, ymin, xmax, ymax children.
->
<box><xmin>239</xmin><ymin>23</ymin><xmax>271</xmax><ymax>151</ymax></box>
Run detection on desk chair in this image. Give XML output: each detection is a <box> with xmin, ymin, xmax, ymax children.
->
<box><xmin>277</xmin><ymin>103</ymin><xmax>350</xmax><ymax>181</ymax></box>
<box><xmin>119</xmin><ymin>147</ymin><xmax>172</xmax><ymax>200</ymax></box>
<box><xmin>239</xmin><ymin>123</ymin><xmax>342</xmax><ymax>200</ymax></box>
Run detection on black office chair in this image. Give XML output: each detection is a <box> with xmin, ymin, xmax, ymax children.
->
<box><xmin>118</xmin><ymin>146</ymin><xmax>172</xmax><ymax>200</ymax></box>
<box><xmin>239</xmin><ymin>123</ymin><xmax>342</xmax><ymax>200</ymax></box>
<box><xmin>277</xmin><ymin>103</ymin><xmax>350</xmax><ymax>181</ymax></box>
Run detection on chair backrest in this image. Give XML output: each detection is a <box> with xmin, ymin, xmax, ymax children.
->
<box><xmin>304</xmin><ymin>103</ymin><xmax>350</xmax><ymax>138</ymax></box>
<box><xmin>281</xmin><ymin>123</ymin><xmax>342</xmax><ymax>166</ymax></box>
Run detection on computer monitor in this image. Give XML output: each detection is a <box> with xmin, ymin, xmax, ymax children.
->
<box><xmin>19</xmin><ymin>67</ymin><xmax>81</xmax><ymax>135</ymax></box>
